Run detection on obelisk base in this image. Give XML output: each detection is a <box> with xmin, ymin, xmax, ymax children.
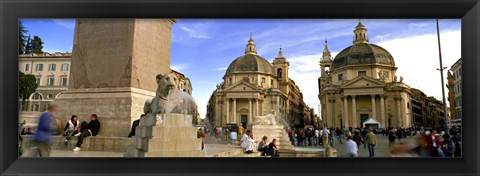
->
<box><xmin>125</xmin><ymin>113</ymin><xmax>205</xmax><ymax>157</ymax></box>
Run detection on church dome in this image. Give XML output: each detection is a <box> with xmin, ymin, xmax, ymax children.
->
<box><xmin>225</xmin><ymin>35</ymin><xmax>274</xmax><ymax>75</ymax></box>
<box><xmin>331</xmin><ymin>43</ymin><xmax>395</xmax><ymax>70</ymax></box>
<box><xmin>331</xmin><ymin>20</ymin><xmax>395</xmax><ymax>70</ymax></box>
<box><xmin>225</xmin><ymin>53</ymin><xmax>274</xmax><ymax>75</ymax></box>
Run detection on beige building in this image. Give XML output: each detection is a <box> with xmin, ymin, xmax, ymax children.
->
<box><xmin>450</xmin><ymin>58</ymin><xmax>462</xmax><ymax>119</ymax></box>
<box><xmin>207</xmin><ymin>36</ymin><xmax>307</xmax><ymax>128</ymax></box>
<box><xmin>19</xmin><ymin>52</ymin><xmax>72</xmax><ymax>112</ymax></box>
<box><xmin>318</xmin><ymin>21</ymin><xmax>412</xmax><ymax>129</ymax></box>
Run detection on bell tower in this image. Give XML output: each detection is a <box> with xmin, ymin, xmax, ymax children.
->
<box><xmin>273</xmin><ymin>48</ymin><xmax>290</xmax><ymax>84</ymax></box>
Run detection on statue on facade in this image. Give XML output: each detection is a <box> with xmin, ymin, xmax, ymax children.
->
<box><xmin>400</xmin><ymin>76</ymin><xmax>404</xmax><ymax>83</ymax></box>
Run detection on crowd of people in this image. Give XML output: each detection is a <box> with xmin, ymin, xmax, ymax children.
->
<box><xmin>19</xmin><ymin>104</ymin><xmax>102</xmax><ymax>157</ymax></box>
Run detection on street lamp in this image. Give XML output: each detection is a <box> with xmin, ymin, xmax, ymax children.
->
<box><xmin>436</xmin><ymin>18</ymin><xmax>449</xmax><ymax>134</ymax></box>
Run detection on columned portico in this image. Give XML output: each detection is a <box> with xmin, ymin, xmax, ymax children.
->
<box><xmin>395</xmin><ymin>97</ymin><xmax>402</xmax><ymax>127</ymax></box>
<box><xmin>352</xmin><ymin>95</ymin><xmax>357</xmax><ymax>128</ymax></box>
<box><xmin>343</xmin><ymin>96</ymin><xmax>349</xmax><ymax>128</ymax></box>
<box><xmin>380</xmin><ymin>96</ymin><xmax>386</xmax><ymax>128</ymax></box>
<box><xmin>371</xmin><ymin>94</ymin><xmax>376</xmax><ymax>120</ymax></box>
<box><xmin>249</xmin><ymin>98</ymin><xmax>252</xmax><ymax>124</ymax></box>
<box><xmin>226</xmin><ymin>98</ymin><xmax>230</xmax><ymax>122</ymax></box>
<box><xmin>233</xmin><ymin>98</ymin><xmax>237</xmax><ymax>123</ymax></box>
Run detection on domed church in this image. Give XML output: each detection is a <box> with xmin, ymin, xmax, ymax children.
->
<box><xmin>207</xmin><ymin>35</ymin><xmax>308</xmax><ymax>128</ymax></box>
<box><xmin>318</xmin><ymin>20</ymin><xmax>412</xmax><ymax>129</ymax></box>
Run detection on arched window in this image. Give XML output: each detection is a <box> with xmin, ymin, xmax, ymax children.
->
<box><xmin>277</xmin><ymin>68</ymin><xmax>283</xmax><ymax>78</ymax></box>
<box><xmin>32</xmin><ymin>93</ymin><xmax>43</xmax><ymax>100</ymax></box>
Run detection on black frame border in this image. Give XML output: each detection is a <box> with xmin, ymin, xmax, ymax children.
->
<box><xmin>1</xmin><ymin>0</ymin><xmax>479</xmax><ymax>176</ymax></box>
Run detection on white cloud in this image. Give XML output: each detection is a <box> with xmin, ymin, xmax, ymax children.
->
<box><xmin>213</xmin><ymin>66</ymin><xmax>228</xmax><ymax>71</ymax></box>
<box><xmin>179</xmin><ymin>26</ymin><xmax>210</xmax><ymax>39</ymax></box>
<box><xmin>52</xmin><ymin>19</ymin><xmax>75</xmax><ymax>29</ymax></box>
<box><xmin>377</xmin><ymin>30</ymin><xmax>461</xmax><ymax>102</ymax></box>
<box><xmin>170</xmin><ymin>64</ymin><xmax>189</xmax><ymax>72</ymax></box>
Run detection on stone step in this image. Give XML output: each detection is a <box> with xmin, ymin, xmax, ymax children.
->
<box><xmin>21</xmin><ymin>135</ymin><xmax>130</xmax><ymax>152</ymax></box>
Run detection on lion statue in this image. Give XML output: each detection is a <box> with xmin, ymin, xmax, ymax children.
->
<box><xmin>143</xmin><ymin>72</ymin><xmax>197</xmax><ymax>116</ymax></box>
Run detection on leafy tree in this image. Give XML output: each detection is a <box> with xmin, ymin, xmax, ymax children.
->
<box><xmin>24</xmin><ymin>35</ymin><xmax>32</xmax><ymax>54</ymax></box>
<box><xmin>19</xmin><ymin>21</ymin><xmax>28</xmax><ymax>54</ymax></box>
<box><xmin>19</xmin><ymin>71</ymin><xmax>38</xmax><ymax>111</ymax></box>
<box><xmin>29</xmin><ymin>35</ymin><xmax>44</xmax><ymax>54</ymax></box>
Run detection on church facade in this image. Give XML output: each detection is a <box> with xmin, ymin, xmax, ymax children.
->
<box><xmin>206</xmin><ymin>36</ymin><xmax>308</xmax><ymax>128</ymax></box>
<box><xmin>318</xmin><ymin>21</ymin><xmax>413</xmax><ymax>129</ymax></box>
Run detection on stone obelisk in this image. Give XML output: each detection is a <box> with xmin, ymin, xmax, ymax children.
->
<box><xmin>54</xmin><ymin>19</ymin><xmax>176</xmax><ymax>137</ymax></box>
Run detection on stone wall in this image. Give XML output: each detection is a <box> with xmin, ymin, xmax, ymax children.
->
<box><xmin>54</xmin><ymin>87</ymin><xmax>155</xmax><ymax>137</ymax></box>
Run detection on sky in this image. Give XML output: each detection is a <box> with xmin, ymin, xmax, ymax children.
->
<box><xmin>21</xmin><ymin>19</ymin><xmax>461</xmax><ymax>119</ymax></box>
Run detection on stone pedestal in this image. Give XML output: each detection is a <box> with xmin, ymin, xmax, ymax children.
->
<box><xmin>54</xmin><ymin>87</ymin><xmax>155</xmax><ymax>137</ymax></box>
<box><xmin>125</xmin><ymin>113</ymin><xmax>205</xmax><ymax>157</ymax></box>
<box><xmin>249</xmin><ymin>124</ymin><xmax>294</xmax><ymax>151</ymax></box>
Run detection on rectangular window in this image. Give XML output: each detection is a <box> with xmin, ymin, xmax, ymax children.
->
<box><xmin>35</xmin><ymin>77</ymin><xmax>41</xmax><ymax>86</ymax></box>
<box><xmin>49</xmin><ymin>64</ymin><xmax>56</xmax><ymax>71</ymax></box>
<box><xmin>229</xmin><ymin>78</ymin><xmax>232</xmax><ymax>85</ymax></box>
<box><xmin>36</xmin><ymin>64</ymin><xmax>43</xmax><ymax>71</ymax></box>
<box><xmin>25</xmin><ymin>64</ymin><xmax>30</xmax><ymax>72</ymax></box>
<box><xmin>271</xmin><ymin>80</ymin><xmax>274</xmax><ymax>86</ymax></box>
<box><xmin>358</xmin><ymin>71</ymin><xmax>367</xmax><ymax>77</ymax></box>
<box><xmin>261</xmin><ymin>77</ymin><xmax>266</xmax><ymax>84</ymax></box>
<box><xmin>338</xmin><ymin>74</ymin><xmax>343</xmax><ymax>81</ymax></box>
<box><xmin>459</xmin><ymin>68</ymin><xmax>462</xmax><ymax>77</ymax></box>
<box><xmin>61</xmin><ymin>63</ymin><xmax>69</xmax><ymax>71</ymax></box>
<box><xmin>60</xmin><ymin>77</ymin><xmax>68</xmax><ymax>86</ymax></box>
<box><xmin>47</xmin><ymin>77</ymin><xmax>55</xmax><ymax>86</ymax></box>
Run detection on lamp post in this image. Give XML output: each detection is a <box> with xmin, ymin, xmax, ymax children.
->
<box><xmin>436</xmin><ymin>19</ymin><xmax>449</xmax><ymax>134</ymax></box>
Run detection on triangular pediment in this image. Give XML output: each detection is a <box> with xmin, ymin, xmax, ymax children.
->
<box><xmin>224</xmin><ymin>81</ymin><xmax>261</xmax><ymax>92</ymax></box>
<box><xmin>342</xmin><ymin>76</ymin><xmax>385</xmax><ymax>88</ymax></box>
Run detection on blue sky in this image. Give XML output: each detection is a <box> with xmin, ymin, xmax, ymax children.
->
<box><xmin>21</xmin><ymin>19</ymin><xmax>461</xmax><ymax>118</ymax></box>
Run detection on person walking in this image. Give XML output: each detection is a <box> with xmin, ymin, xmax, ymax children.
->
<box><xmin>73</xmin><ymin>114</ymin><xmax>101</xmax><ymax>152</ymax></box>
<box><xmin>229</xmin><ymin>128</ymin><xmax>237</xmax><ymax>145</ymax></box>
<box><xmin>33</xmin><ymin>104</ymin><xmax>59</xmax><ymax>157</ymax></box>
<box><xmin>314</xmin><ymin>128</ymin><xmax>320</xmax><ymax>146</ymax></box>
<box><xmin>346</xmin><ymin>136</ymin><xmax>358</xmax><ymax>157</ymax></box>
<box><xmin>363</xmin><ymin>128</ymin><xmax>377</xmax><ymax>157</ymax></box>
<box><xmin>321</xmin><ymin>127</ymin><xmax>330</xmax><ymax>147</ymax></box>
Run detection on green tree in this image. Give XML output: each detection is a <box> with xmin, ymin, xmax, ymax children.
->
<box><xmin>19</xmin><ymin>71</ymin><xmax>38</xmax><ymax>111</ymax></box>
<box><xmin>24</xmin><ymin>35</ymin><xmax>32</xmax><ymax>54</ymax></box>
<box><xmin>29</xmin><ymin>35</ymin><xmax>44</xmax><ymax>54</ymax></box>
<box><xmin>19</xmin><ymin>21</ymin><xmax>28</xmax><ymax>54</ymax></box>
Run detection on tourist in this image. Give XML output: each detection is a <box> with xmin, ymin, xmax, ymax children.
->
<box><xmin>451</xmin><ymin>132</ymin><xmax>462</xmax><ymax>157</ymax></box>
<box><xmin>296</xmin><ymin>128</ymin><xmax>304</xmax><ymax>146</ymax></box>
<box><xmin>258</xmin><ymin>136</ymin><xmax>269</xmax><ymax>156</ymax></box>
<box><xmin>197</xmin><ymin>128</ymin><xmax>206</xmax><ymax>150</ymax></box>
<box><xmin>267</xmin><ymin>138</ymin><xmax>280</xmax><ymax>157</ymax></box>
<box><xmin>64</xmin><ymin>115</ymin><xmax>80</xmax><ymax>145</ymax></box>
<box><xmin>321</xmin><ymin>127</ymin><xmax>329</xmax><ymax>147</ymax></box>
<box><xmin>287</xmin><ymin>128</ymin><xmax>294</xmax><ymax>145</ymax></box>
<box><xmin>237</xmin><ymin>124</ymin><xmax>245</xmax><ymax>142</ymax></box>
<box><xmin>307</xmin><ymin>127</ymin><xmax>314</xmax><ymax>146</ymax></box>
<box><xmin>388</xmin><ymin>128</ymin><xmax>396</xmax><ymax>147</ymax></box>
<box><xmin>352</xmin><ymin>130</ymin><xmax>363</xmax><ymax>148</ymax></box>
<box><xmin>336</xmin><ymin>128</ymin><xmax>343</xmax><ymax>144</ymax></box>
<box><xmin>363</xmin><ymin>128</ymin><xmax>377</xmax><ymax>157</ymax></box>
<box><xmin>225</xmin><ymin>128</ymin><xmax>230</xmax><ymax>142</ymax></box>
<box><xmin>314</xmin><ymin>128</ymin><xmax>320</xmax><ymax>146</ymax></box>
<box><xmin>329</xmin><ymin>127</ymin><xmax>335</xmax><ymax>147</ymax></box>
<box><xmin>128</xmin><ymin>114</ymin><xmax>145</xmax><ymax>138</ymax></box>
<box><xmin>396</xmin><ymin>127</ymin><xmax>403</xmax><ymax>142</ymax></box>
<box><xmin>241</xmin><ymin>130</ymin><xmax>256</xmax><ymax>153</ymax></box>
<box><xmin>360</xmin><ymin>127</ymin><xmax>367</xmax><ymax>149</ymax></box>
<box><xmin>20</xmin><ymin>128</ymin><xmax>27</xmax><ymax>135</ymax></box>
<box><xmin>73</xmin><ymin>114</ymin><xmax>101</xmax><ymax>152</ymax></box>
<box><xmin>214</xmin><ymin>126</ymin><xmax>222</xmax><ymax>140</ymax></box>
<box><xmin>26</xmin><ymin>127</ymin><xmax>35</xmax><ymax>135</ymax></box>
<box><xmin>345</xmin><ymin>136</ymin><xmax>358</xmax><ymax>157</ymax></box>
<box><xmin>33</xmin><ymin>104</ymin><xmax>58</xmax><ymax>157</ymax></box>
<box><xmin>229</xmin><ymin>128</ymin><xmax>237</xmax><ymax>145</ymax></box>
<box><xmin>412</xmin><ymin>134</ymin><xmax>439</xmax><ymax>157</ymax></box>
<box><xmin>441</xmin><ymin>134</ymin><xmax>454</xmax><ymax>157</ymax></box>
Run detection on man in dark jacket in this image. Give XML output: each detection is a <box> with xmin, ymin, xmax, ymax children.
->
<box><xmin>73</xmin><ymin>114</ymin><xmax>101</xmax><ymax>152</ymax></box>
<box><xmin>128</xmin><ymin>114</ymin><xmax>145</xmax><ymax>138</ymax></box>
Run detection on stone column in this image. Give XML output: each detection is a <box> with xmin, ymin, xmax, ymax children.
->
<box><xmin>226</xmin><ymin>98</ymin><xmax>230</xmax><ymax>123</ymax></box>
<box><xmin>352</xmin><ymin>95</ymin><xmax>357</xmax><ymax>128</ymax></box>
<box><xmin>380</xmin><ymin>96</ymin><xmax>386</xmax><ymax>128</ymax></box>
<box><xmin>249</xmin><ymin>98</ymin><xmax>252</xmax><ymax>125</ymax></box>
<box><xmin>371</xmin><ymin>94</ymin><xmax>377</xmax><ymax>120</ymax></box>
<box><xmin>343</xmin><ymin>96</ymin><xmax>349</xmax><ymax>128</ymax></box>
<box><xmin>395</xmin><ymin>97</ymin><xmax>402</xmax><ymax>127</ymax></box>
<box><xmin>233</xmin><ymin>98</ymin><xmax>237</xmax><ymax>123</ymax></box>
<box><xmin>255</xmin><ymin>99</ymin><xmax>258</xmax><ymax>116</ymax></box>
